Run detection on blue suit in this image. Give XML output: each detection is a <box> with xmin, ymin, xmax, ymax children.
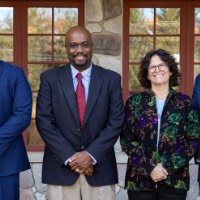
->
<box><xmin>0</xmin><ymin>60</ymin><xmax>32</xmax><ymax>199</ymax></box>
<box><xmin>192</xmin><ymin>74</ymin><xmax>200</xmax><ymax>183</ymax></box>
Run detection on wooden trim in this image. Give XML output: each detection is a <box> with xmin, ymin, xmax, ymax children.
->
<box><xmin>122</xmin><ymin>2</ymin><xmax>130</xmax><ymax>101</ymax></box>
<box><xmin>188</xmin><ymin>2</ymin><xmax>200</xmax><ymax>96</ymax></box>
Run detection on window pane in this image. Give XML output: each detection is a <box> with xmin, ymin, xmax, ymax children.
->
<box><xmin>32</xmin><ymin>92</ymin><xmax>37</xmax><ymax>119</ymax></box>
<box><xmin>130</xmin><ymin>8</ymin><xmax>154</xmax><ymax>35</ymax></box>
<box><xmin>54</xmin><ymin>8</ymin><xmax>78</xmax><ymax>34</ymax></box>
<box><xmin>195</xmin><ymin>8</ymin><xmax>200</xmax><ymax>34</ymax></box>
<box><xmin>129</xmin><ymin>37</ymin><xmax>153</xmax><ymax>62</ymax></box>
<box><xmin>156</xmin><ymin>36</ymin><xmax>180</xmax><ymax>55</ymax></box>
<box><xmin>194</xmin><ymin>65</ymin><xmax>200</xmax><ymax>79</ymax></box>
<box><xmin>129</xmin><ymin>65</ymin><xmax>141</xmax><ymax>90</ymax></box>
<box><xmin>0</xmin><ymin>7</ymin><xmax>13</xmax><ymax>33</ymax></box>
<box><xmin>27</xmin><ymin>120</ymin><xmax>44</xmax><ymax>146</ymax></box>
<box><xmin>28</xmin><ymin>8</ymin><xmax>52</xmax><ymax>34</ymax></box>
<box><xmin>195</xmin><ymin>36</ymin><xmax>200</xmax><ymax>62</ymax></box>
<box><xmin>27</xmin><ymin>93</ymin><xmax>44</xmax><ymax>146</ymax></box>
<box><xmin>156</xmin><ymin>8</ymin><xmax>180</xmax><ymax>34</ymax></box>
<box><xmin>28</xmin><ymin>36</ymin><xmax>52</xmax><ymax>62</ymax></box>
<box><xmin>28</xmin><ymin>64</ymin><xmax>53</xmax><ymax>91</ymax></box>
<box><xmin>54</xmin><ymin>36</ymin><xmax>68</xmax><ymax>62</ymax></box>
<box><xmin>0</xmin><ymin>36</ymin><xmax>13</xmax><ymax>62</ymax></box>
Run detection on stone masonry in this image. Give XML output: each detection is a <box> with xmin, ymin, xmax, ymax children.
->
<box><xmin>20</xmin><ymin>0</ymin><xmax>200</xmax><ymax>200</ymax></box>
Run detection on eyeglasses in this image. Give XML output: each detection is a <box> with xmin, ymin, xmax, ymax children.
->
<box><xmin>148</xmin><ymin>63</ymin><xmax>167</xmax><ymax>73</ymax></box>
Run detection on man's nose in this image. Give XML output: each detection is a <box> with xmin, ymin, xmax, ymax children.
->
<box><xmin>76</xmin><ymin>45</ymin><xmax>83</xmax><ymax>52</ymax></box>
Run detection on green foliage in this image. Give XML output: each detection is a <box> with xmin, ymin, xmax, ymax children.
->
<box><xmin>156</xmin><ymin>8</ymin><xmax>180</xmax><ymax>35</ymax></box>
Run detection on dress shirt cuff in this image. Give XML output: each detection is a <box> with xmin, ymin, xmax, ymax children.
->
<box><xmin>86</xmin><ymin>151</ymin><xmax>97</xmax><ymax>165</ymax></box>
<box><xmin>64</xmin><ymin>152</ymin><xmax>97</xmax><ymax>165</ymax></box>
<box><xmin>64</xmin><ymin>157</ymin><xmax>71</xmax><ymax>165</ymax></box>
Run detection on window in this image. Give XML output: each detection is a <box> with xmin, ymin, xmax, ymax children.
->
<box><xmin>194</xmin><ymin>7</ymin><xmax>200</xmax><ymax>77</ymax></box>
<box><xmin>0</xmin><ymin>1</ymin><xmax>84</xmax><ymax>150</ymax></box>
<box><xmin>0</xmin><ymin>7</ymin><xmax>14</xmax><ymax>62</ymax></box>
<box><xmin>123</xmin><ymin>1</ymin><xmax>200</xmax><ymax>98</ymax></box>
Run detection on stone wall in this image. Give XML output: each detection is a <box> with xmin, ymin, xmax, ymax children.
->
<box><xmin>19</xmin><ymin>0</ymin><xmax>200</xmax><ymax>199</ymax></box>
<box><xmin>86</xmin><ymin>0</ymin><xmax>122</xmax><ymax>76</ymax></box>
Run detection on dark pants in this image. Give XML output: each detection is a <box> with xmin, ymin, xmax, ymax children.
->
<box><xmin>0</xmin><ymin>173</ymin><xmax>19</xmax><ymax>200</ymax></box>
<box><xmin>128</xmin><ymin>184</ymin><xmax>187</xmax><ymax>200</ymax></box>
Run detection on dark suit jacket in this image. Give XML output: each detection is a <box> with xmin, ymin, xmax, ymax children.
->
<box><xmin>36</xmin><ymin>64</ymin><xmax>124</xmax><ymax>186</ymax></box>
<box><xmin>0</xmin><ymin>60</ymin><xmax>32</xmax><ymax>176</ymax></box>
<box><xmin>192</xmin><ymin>74</ymin><xmax>200</xmax><ymax>182</ymax></box>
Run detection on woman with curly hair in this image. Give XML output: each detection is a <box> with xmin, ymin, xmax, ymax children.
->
<box><xmin>121</xmin><ymin>48</ymin><xmax>200</xmax><ymax>200</ymax></box>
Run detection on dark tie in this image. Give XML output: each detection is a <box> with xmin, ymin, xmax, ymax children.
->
<box><xmin>76</xmin><ymin>73</ymin><xmax>86</xmax><ymax>129</ymax></box>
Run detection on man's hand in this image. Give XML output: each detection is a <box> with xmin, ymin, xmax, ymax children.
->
<box><xmin>150</xmin><ymin>163</ymin><xmax>168</xmax><ymax>182</ymax></box>
<box><xmin>83</xmin><ymin>165</ymin><xmax>93</xmax><ymax>175</ymax></box>
<box><xmin>69</xmin><ymin>151</ymin><xmax>93</xmax><ymax>173</ymax></box>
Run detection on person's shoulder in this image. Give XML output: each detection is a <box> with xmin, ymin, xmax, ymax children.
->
<box><xmin>195</xmin><ymin>74</ymin><xmax>200</xmax><ymax>83</ymax></box>
<box><xmin>0</xmin><ymin>60</ymin><xmax>23</xmax><ymax>73</ymax></box>
<box><xmin>196</xmin><ymin>74</ymin><xmax>200</xmax><ymax>79</ymax></box>
<box><xmin>94</xmin><ymin>65</ymin><xmax>121</xmax><ymax>78</ymax></box>
<box><xmin>126</xmin><ymin>91</ymin><xmax>146</xmax><ymax>102</ymax></box>
<box><xmin>41</xmin><ymin>65</ymin><xmax>67</xmax><ymax>77</ymax></box>
<box><xmin>174</xmin><ymin>91</ymin><xmax>192</xmax><ymax>101</ymax></box>
<box><xmin>0</xmin><ymin>60</ymin><xmax>21</xmax><ymax>69</ymax></box>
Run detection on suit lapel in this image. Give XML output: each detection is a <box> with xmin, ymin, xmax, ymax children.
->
<box><xmin>83</xmin><ymin>65</ymin><xmax>103</xmax><ymax>126</ymax></box>
<box><xmin>59</xmin><ymin>65</ymin><xmax>79</xmax><ymax>126</ymax></box>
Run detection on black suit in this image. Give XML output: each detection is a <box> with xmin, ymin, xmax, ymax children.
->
<box><xmin>36</xmin><ymin>64</ymin><xmax>124</xmax><ymax>186</ymax></box>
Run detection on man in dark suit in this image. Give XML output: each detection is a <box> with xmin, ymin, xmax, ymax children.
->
<box><xmin>36</xmin><ymin>26</ymin><xmax>124</xmax><ymax>200</ymax></box>
<box><xmin>0</xmin><ymin>60</ymin><xmax>32</xmax><ymax>199</ymax></box>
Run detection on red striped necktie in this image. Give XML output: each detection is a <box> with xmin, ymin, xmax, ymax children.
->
<box><xmin>76</xmin><ymin>73</ymin><xmax>86</xmax><ymax>129</ymax></box>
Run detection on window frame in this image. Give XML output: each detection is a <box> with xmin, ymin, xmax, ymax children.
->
<box><xmin>123</xmin><ymin>0</ymin><xmax>196</xmax><ymax>100</ymax></box>
<box><xmin>1</xmin><ymin>0</ymin><xmax>84</xmax><ymax>151</ymax></box>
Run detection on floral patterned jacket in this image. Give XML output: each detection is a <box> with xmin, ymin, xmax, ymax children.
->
<box><xmin>120</xmin><ymin>89</ymin><xmax>200</xmax><ymax>191</ymax></box>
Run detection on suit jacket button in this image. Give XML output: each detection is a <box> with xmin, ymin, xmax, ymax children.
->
<box><xmin>77</xmin><ymin>128</ymin><xmax>81</xmax><ymax>132</ymax></box>
<box><xmin>81</xmin><ymin>146</ymin><xmax>84</xmax><ymax>149</ymax></box>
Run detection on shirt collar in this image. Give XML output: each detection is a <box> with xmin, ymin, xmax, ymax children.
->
<box><xmin>70</xmin><ymin>64</ymin><xmax>92</xmax><ymax>81</ymax></box>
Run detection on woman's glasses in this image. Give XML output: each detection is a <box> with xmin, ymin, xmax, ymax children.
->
<box><xmin>148</xmin><ymin>63</ymin><xmax>167</xmax><ymax>73</ymax></box>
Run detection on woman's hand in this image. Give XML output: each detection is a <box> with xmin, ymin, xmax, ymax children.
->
<box><xmin>150</xmin><ymin>163</ymin><xmax>168</xmax><ymax>182</ymax></box>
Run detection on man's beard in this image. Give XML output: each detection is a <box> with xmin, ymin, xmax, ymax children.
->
<box><xmin>72</xmin><ymin>54</ymin><xmax>89</xmax><ymax>68</ymax></box>
<box><xmin>74</xmin><ymin>60</ymin><xmax>88</xmax><ymax>67</ymax></box>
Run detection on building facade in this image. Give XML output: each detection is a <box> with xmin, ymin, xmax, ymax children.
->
<box><xmin>1</xmin><ymin>0</ymin><xmax>200</xmax><ymax>199</ymax></box>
